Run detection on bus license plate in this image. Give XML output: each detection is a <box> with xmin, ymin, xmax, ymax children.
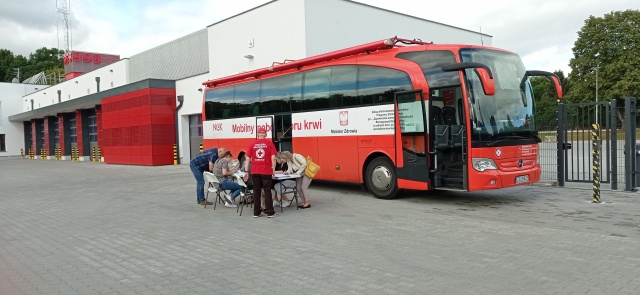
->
<box><xmin>515</xmin><ymin>175</ymin><xmax>529</xmax><ymax>183</ymax></box>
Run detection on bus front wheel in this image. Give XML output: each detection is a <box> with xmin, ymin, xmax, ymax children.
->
<box><xmin>365</xmin><ymin>157</ymin><xmax>398</xmax><ymax>199</ymax></box>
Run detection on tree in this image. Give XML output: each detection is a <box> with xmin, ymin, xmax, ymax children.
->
<box><xmin>0</xmin><ymin>47</ymin><xmax>63</xmax><ymax>83</ymax></box>
<box><xmin>532</xmin><ymin>70</ymin><xmax>569</xmax><ymax>130</ymax></box>
<box><xmin>566</xmin><ymin>10</ymin><xmax>640</xmax><ymax>104</ymax></box>
<box><xmin>0</xmin><ymin>49</ymin><xmax>15</xmax><ymax>82</ymax></box>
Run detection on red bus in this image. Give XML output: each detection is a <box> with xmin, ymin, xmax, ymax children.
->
<box><xmin>201</xmin><ymin>37</ymin><xmax>562</xmax><ymax>199</ymax></box>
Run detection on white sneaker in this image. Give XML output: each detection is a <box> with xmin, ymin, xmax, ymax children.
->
<box><xmin>282</xmin><ymin>201</ymin><xmax>291</xmax><ymax>208</ymax></box>
<box><xmin>224</xmin><ymin>194</ymin><xmax>233</xmax><ymax>203</ymax></box>
<box><xmin>225</xmin><ymin>203</ymin><xmax>237</xmax><ymax>208</ymax></box>
<box><xmin>273</xmin><ymin>201</ymin><xmax>281</xmax><ymax>206</ymax></box>
<box><xmin>240</xmin><ymin>192</ymin><xmax>245</xmax><ymax>197</ymax></box>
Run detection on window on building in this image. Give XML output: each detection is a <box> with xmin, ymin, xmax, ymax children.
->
<box><xmin>53</xmin><ymin>120</ymin><xmax>60</xmax><ymax>147</ymax></box>
<box><xmin>40</xmin><ymin>121</ymin><xmax>45</xmax><ymax>148</ymax></box>
<box><xmin>0</xmin><ymin>134</ymin><xmax>5</xmax><ymax>152</ymax></box>
<box><xmin>88</xmin><ymin>112</ymin><xmax>98</xmax><ymax>142</ymax></box>
<box><xmin>69</xmin><ymin>117</ymin><xmax>77</xmax><ymax>143</ymax></box>
<box><xmin>189</xmin><ymin>114</ymin><xmax>203</xmax><ymax>137</ymax></box>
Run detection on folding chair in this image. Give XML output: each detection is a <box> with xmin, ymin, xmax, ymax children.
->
<box><xmin>274</xmin><ymin>176</ymin><xmax>300</xmax><ymax>212</ymax></box>
<box><xmin>234</xmin><ymin>175</ymin><xmax>253</xmax><ymax>216</ymax></box>
<box><xmin>203</xmin><ymin>172</ymin><xmax>225</xmax><ymax>210</ymax></box>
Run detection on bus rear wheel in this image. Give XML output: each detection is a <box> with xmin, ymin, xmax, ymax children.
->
<box><xmin>365</xmin><ymin>157</ymin><xmax>398</xmax><ymax>199</ymax></box>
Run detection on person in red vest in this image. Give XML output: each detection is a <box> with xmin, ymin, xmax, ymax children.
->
<box><xmin>243</xmin><ymin>127</ymin><xmax>278</xmax><ymax>218</ymax></box>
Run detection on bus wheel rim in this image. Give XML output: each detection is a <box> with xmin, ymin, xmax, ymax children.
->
<box><xmin>371</xmin><ymin>166</ymin><xmax>392</xmax><ymax>191</ymax></box>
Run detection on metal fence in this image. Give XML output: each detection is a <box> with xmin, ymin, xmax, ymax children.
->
<box><xmin>537</xmin><ymin>97</ymin><xmax>638</xmax><ymax>190</ymax></box>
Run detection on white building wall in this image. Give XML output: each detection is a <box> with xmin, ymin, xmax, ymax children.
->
<box><xmin>175</xmin><ymin>73</ymin><xmax>211</xmax><ymax>162</ymax></box>
<box><xmin>22</xmin><ymin>59</ymin><xmax>130</xmax><ymax>111</ymax></box>
<box><xmin>304</xmin><ymin>0</ymin><xmax>492</xmax><ymax>57</ymax></box>
<box><xmin>207</xmin><ymin>0</ymin><xmax>307</xmax><ymax>79</ymax></box>
<box><xmin>0</xmin><ymin>83</ymin><xmax>40</xmax><ymax>157</ymax></box>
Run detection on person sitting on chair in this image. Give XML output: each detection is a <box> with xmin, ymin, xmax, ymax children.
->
<box><xmin>212</xmin><ymin>151</ymin><xmax>243</xmax><ymax>208</ymax></box>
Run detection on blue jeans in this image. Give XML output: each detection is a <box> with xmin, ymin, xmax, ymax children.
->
<box><xmin>221</xmin><ymin>180</ymin><xmax>242</xmax><ymax>199</ymax></box>
<box><xmin>190</xmin><ymin>164</ymin><xmax>205</xmax><ymax>202</ymax></box>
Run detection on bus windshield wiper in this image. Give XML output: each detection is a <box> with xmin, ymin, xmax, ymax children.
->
<box><xmin>523</xmin><ymin>130</ymin><xmax>542</xmax><ymax>143</ymax></box>
<box><xmin>485</xmin><ymin>135</ymin><xmax>528</xmax><ymax>146</ymax></box>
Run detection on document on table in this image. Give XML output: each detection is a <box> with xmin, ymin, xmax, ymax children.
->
<box><xmin>274</xmin><ymin>173</ymin><xmax>287</xmax><ymax>178</ymax></box>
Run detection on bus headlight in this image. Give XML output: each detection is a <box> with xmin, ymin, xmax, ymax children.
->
<box><xmin>472</xmin><ymin>158</ymin><xmax>498</xmax><ymax>172</ymax></box>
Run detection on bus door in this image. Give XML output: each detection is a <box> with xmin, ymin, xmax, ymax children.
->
<box><xmin>272</xmin><ymin>114</ymin><xmax>293</xmax><ymax>152</ymax></box>
<box><xmin>429</xmin><ymin>88</ymin><xmax>467</xmax><ymax>190</ymax></box>
<box><xmin>395</xmin><ymin>90</ymin><xmax>429</xmax><ymax>187</ymax></box>
<box><xmin>256</xmin><ymin>115</ymin><xmax>274</xmax><ymax>140</ymax></box>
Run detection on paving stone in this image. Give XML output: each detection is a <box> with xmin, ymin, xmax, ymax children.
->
<box><xmin>1</xmin><ymin>159</ymin><xmax>640</xmax><ymax>294</ymax></box>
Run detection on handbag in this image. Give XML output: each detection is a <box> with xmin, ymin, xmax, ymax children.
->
<box><xmin>304</xmin><ymin>156</ymin><xmax>320</xmax><ymax>178</ymax></box>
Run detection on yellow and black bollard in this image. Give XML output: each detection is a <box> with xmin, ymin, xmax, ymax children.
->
<box><xmin>200</xmin><ymin>143</ymin><xmax>203</xmax><ymax>154</ymax></box>
<box><xmin>29</xmin><ymin>148</ymin><xmax>33</xmax><ymax>160</ymax></box>
<box><xmin>41</xmin><ymin>148</ymin><xmax>45</xmax><ymax>160</ymax></box>
<box><xmin>20</xmin><ymin>148</ymin><xmax>24</xmax><ymax>159</ymax></box>
<box><xmin>72</xmin><ymin>147</ymin><xmax>77</xmax><ymax>161</ymax></box>
<box><xmin>98</xmin><ymin>146</ymin><xmax>102</xmax><ymax>162</ymax></box>
<box><xmin>592</xmin><ymin>123</ymin><xmax>601</xmax><ymax>203</ymax></box>
<box><xmin>92</xmin><ymin>147</ymin><xmax>96</xmax><ymax>162</ymax></box>
<box><xmin>173</xmin><ymin>144</ymin><xmax>178</xmax><ymax>165</ymax></box>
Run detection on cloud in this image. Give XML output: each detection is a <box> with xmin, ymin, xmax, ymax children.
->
<box><xmin>1</xmin><ymin>0</ymin><xmax>637</xmax><ymax>72</ymax></box>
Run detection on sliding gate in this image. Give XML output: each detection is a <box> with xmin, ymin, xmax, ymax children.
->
<box><xmin>557</xmin><ymin>100</ymin><xmax>618</xmax><ymax>188</ymax></box>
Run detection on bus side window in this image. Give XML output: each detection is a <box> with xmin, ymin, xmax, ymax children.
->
<box><xmin>358</xmin><ymin>66</ymin><xmax>412</xmax><ymax>105</ymax></box>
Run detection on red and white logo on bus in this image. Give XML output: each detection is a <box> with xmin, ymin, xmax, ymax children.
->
<box><xmin>339</xmin><ymin>111</ymin><xmax>349</xmax><ymax>126</ymax></box>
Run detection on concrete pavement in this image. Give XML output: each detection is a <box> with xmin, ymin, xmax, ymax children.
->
<box><xmin>1</xmin><ymin>159</ymin><xmax>639</xmax><ymax>294</ymax></box>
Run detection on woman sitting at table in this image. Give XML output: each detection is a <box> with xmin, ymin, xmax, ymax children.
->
<box><xmin>212</xmin><ymin>151</ymin><xmax>243</xmax><ymax>208</ymax></box>
<box><xmin>272</xmin><ymin>154</ymin><xmax>293</xmax><ymax>207</ymax></box>
<box><xmin>276</xmin><ymin>151</ymin><xmax>312</xmax><ymax>209</ymax></box>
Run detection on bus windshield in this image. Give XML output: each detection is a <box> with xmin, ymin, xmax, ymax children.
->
<box><xmin>460</xmin><ymin>48</ymin><xmax>538</xmax><ymax>147</ymax></box>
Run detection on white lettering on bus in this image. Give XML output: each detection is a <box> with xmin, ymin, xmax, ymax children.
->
<box><xmin>232</xmin><ymin>124</ymin><xmax>254</xmax><ymax>134</ymax></box>
<box><xmin>293</xmin><ymin>119</ymin><xmax>322</xmax><ymax>130</ymax></box>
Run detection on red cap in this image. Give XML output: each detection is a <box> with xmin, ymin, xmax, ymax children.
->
<box><xmin>257</xmin><ymin>127</ymin><xmax>267</xmax><ymax>134</ymax></box>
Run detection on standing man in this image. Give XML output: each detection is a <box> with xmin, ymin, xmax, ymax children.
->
<box><xmin>190</xmin><ymin>147</ymin><xmax>226</xmax><ymax>205</ymax></box>
<box><xmin>244</xmin><ymin>127</ymin><xmax>278</xmax><ymax>218</ymax></box>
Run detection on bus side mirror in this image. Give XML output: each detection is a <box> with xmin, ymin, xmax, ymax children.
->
<box><xmin>473</xmin><ymin>68</ymin><xmax>496</xmax><ymax>96</ymax></box>
<box><xmin>442</xmin><ymin>62</ymin><xmax>496</xmax><ymax>96</ymax></box>
<box><xmin>526</xmin><ymin>70</ymin><xmax>563</xmax><ymax>99</ymax></box>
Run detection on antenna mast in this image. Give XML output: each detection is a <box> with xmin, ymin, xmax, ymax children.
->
<box><xmin>57</xmin><ymin>0</ymin><xmax>71</xmax><ymax>52</ymax></box>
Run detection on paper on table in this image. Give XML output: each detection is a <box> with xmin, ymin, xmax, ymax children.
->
<box><xmin>274</xmin><ymin>173</ymin><xmax>287</xmax><ymax>178</ymax></box>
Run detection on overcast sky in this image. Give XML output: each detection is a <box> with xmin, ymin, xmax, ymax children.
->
<box><xmin>0</xmin><ymin>0</ymin><xmax>638</xmax><ymax>74</ymax></box>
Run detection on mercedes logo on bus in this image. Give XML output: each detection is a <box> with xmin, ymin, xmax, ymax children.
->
<box><xmin>518</xmin><ymin>159</ymin><xmax>523</xmax><ymax>167</ymax></box>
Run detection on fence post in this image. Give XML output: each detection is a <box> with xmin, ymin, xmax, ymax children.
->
<box><xmin>624</xmin><ymin>97</ymin><xmax>637</xmax><ymax>191</ymax></box>
<box><xmin>592</xmin><ymin>123</ymin><xmax>601</xmax><ymax>203</ymax></box>
<box><xmin>610</xmin><ymin>100</ymin><xmax>618</xmax><ymax>190</ymax></box>
<box><xmin>557</xmin><ymin>103</ymin><xmax>566</xmax><ymax>187</ymax></box>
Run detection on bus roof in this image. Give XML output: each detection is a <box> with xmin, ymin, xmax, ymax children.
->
<box><xmin>202</xmin><ymin>37</ymin><xmax>515</xmax><ymax>88</ymax></box>
<box><xmin>202</xmin><ymin>37</ymin><xmax>432</xmax><ymax>88</ymax></box>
